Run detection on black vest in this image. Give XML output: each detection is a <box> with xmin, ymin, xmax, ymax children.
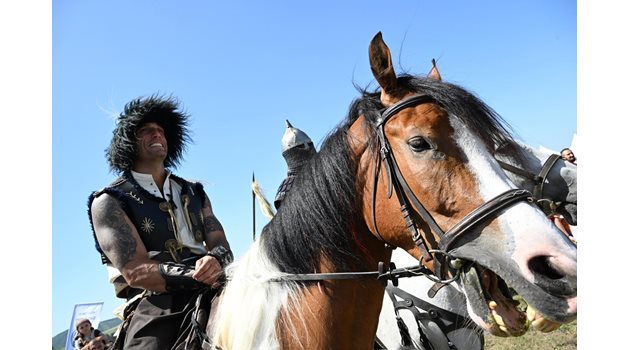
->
<box><xmin>87</xmin><ymin>172</ymin><xmax>207</xmax><ymax>265</ymax></box>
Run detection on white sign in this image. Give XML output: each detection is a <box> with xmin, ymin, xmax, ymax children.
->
<box><xmin>65</xmin><ymin>302</ymin><xmax>104</xmax><ymax>350</ymax></box>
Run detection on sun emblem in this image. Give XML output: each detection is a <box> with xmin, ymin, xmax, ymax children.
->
<box><xmin>141</xmin><ymin>217</ymin><xmax>155</xmax><ymax>234</ymax></box>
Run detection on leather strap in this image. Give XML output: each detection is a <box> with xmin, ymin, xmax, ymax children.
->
<box><xmin>533</xmin><ymin>154</ymin><xmax>562</xmax><ymax>200</ymax></box>
<box><xmin>159</xmin><ymin>261</ymin><xmax>206</xmax><ymax>292</ymax></box>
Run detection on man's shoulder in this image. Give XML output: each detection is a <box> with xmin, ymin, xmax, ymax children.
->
<box><xmin>170</xmin><ymin>173</ymin><xmax>205</xmax><ymax>190</ymax></box>
<box><xmin>88</xmin><ymin>175</ymin><xmax>130</xmax><ymax>204</ymax></box>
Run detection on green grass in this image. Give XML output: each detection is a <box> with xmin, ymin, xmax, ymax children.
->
<box><xmin>485</xmin><ymin>320</ymin><xmax>577</xmax><ymax>350</ymax></box>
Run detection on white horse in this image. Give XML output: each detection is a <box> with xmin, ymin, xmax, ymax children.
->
<box><xmin>375</xmin><ymin>140</ymin><xmax>578</xmax><ymax>350</ymax></box>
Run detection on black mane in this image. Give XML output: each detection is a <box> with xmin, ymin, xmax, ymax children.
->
<box><xmin>260</xmin><ymin>75</ymin><xmax>520</xmax><ymax>275</ymax></box>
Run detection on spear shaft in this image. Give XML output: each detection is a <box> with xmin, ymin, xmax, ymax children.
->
<box><xmin>252</xmin><ymin>172</ymin><xmax>256</xmax><ymax>241</ymax></box>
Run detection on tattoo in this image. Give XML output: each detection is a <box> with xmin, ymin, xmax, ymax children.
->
<box><xmin>97</xmin><ymin>198</ymin><xmax>137</xmax><ymax>270</ymax></box>
<box><xmin>205</xmin><ymin>214</ymin><xmax>224</xmax><ymax>233</ymax></box>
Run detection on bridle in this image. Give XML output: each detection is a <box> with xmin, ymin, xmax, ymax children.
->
<box><xmin>267</xmin><ymin>94</ymin><xmax>532</xmax><ymax>285</ymax></box>
<box><xmin>495</xmin><ymin>145</ymin><xmax>565</xmax><ymax>216</ymax></box>
<box><xmin>370</xmin><ymin>94</ymin><xmax>532</xmax><ymax>280</ymax></box>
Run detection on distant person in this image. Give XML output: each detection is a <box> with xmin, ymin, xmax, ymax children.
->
<box><xmin>561</xmin><ymin>147</ymin><xmax>577</xmax><ymax>165</ymax></box>
<box><xmin>87</xmin><ymin>95</ymin><xmax>233</xmax><ymax>349</ymax></box>
<box><xmin>273</xmin><ymin>120</ymin><xmax>317</xmax><ymax>209</ymax></box>
<box><xmin>87</xmin><ymin>337</ymin><xmax>107</xmax><ymax>350</ymax></box>
<box><xmin>73</xmin><ymin>319</ymin><xmax>110</xmax><ymax>350</ymax></box>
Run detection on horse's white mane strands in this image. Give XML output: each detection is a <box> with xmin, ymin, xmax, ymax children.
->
<box><xmin>211</xmin><ymin>240</ymin><xmax>308</xmax><ymax>350</ymax></box>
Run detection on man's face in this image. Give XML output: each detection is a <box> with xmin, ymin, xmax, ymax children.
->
<box><xmin>135</xmin><ymin>122</ymin><xmax>168</xmax><ymax>163</ymax></box>
<box><xmin>89</xmin><ymin>340</ymin><xmax>105</xmax><ymax>350</ymax></box>
<box><xmin>562</xmin><ymin>149</ymin><xmax>575</xmax><ymax>163</ymax></box>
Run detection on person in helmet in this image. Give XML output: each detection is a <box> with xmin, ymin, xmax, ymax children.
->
<box><xmin>274</xmin><ymin>120</ymin><xmax>317</xmax><ymax>209</ymax></box>
<box><xmin>87</xmin><ymin>94</ymin><xmax>233</xmax><ymax>350</ymax></box>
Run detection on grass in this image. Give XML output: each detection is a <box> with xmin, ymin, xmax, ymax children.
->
<box><xmin>485</xmin><ymin>320</ymin><xmax>577</xmax><ymax>350</ymax></box>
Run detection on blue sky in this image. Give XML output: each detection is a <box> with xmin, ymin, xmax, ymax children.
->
<box><xmin>48</xmin><ymin>0</ymin><xmax>583</xmax><ymax>337</ymax></box>
<box><xmin>4</xmin><ymin>0</ymin><xmax>629</xmax><ymax>348</ymax></box>
<box><xmin>0</xmin><ymin>0</ymin><xmax>630</xmax><ymax>348</ymax></box>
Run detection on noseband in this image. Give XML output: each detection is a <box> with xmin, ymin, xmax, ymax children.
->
<box><xmin>371</xmin><ymin>94</ymin><xmax>532</xmax><ymax>279</ymax></box>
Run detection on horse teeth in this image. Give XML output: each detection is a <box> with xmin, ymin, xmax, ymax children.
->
<box><xmin>492</xmin><ymin>310</ymin><xmax>506</xmax><ymax>327</ymax></box>
<box><xmin>531</xmin><ymin>318</ymin><xmax>546</xmax><ymax>330</ymax></box>
<box><xmin>488</xmin><ymin>301</ymin><xmax>497</xmax><ymax>310</ymax></box>
<box><xmin>526</xmin><ymin>304</ymin><xmax>537</xmax><ymax>322</ymax></box>
<box><xmin>499</xmin><ymin>325</ymin><xmax>510</xmax><ymax>335</ymax></box>
<box><xmin>532</xmin><ymin>318</ymin><xmax>562</xmax><ymax>333</ymax></box>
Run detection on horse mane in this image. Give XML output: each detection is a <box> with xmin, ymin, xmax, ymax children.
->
<box><xmin>261</xmin><ymin>118</ymin><xmax>367</xmax><ymax>274</ymax></box>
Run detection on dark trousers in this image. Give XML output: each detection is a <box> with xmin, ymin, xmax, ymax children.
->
<box><xmin>123</xmin><ymin>290</ymin><xmax>203</xmax><ymax>350</ymax></box>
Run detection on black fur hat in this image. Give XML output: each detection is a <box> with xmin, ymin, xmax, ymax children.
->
<box><xmin>106</xmin><ymin>94</ymin><xmax>191</xmax><ymax>173</ymax></box>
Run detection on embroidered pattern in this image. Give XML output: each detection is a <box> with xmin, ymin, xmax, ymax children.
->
<box><xmin>127</xmin><ymin>191</ymin><xmax>144</xmax><ymax>204</ymax></box>
<box><xmin>141</xmin><ymin>217</ymin><xmax>155</xmax><ymax>234</ymax></box>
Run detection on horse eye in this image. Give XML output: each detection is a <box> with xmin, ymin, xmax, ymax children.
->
<box><xmin>408</xmin><ymin>137</ymin><xmax>432</xmax><ymax>152</ymax></box>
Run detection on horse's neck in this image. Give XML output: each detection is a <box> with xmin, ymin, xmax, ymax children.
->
<box><xmin>277</xmin><ymin>235</ymin><xmax>391</xmax><ymax>350</ymax></box>
<box><xmin>278</xmin><ymin>278</ymin><xmax>387</xmax><ymax>349</ymax></box>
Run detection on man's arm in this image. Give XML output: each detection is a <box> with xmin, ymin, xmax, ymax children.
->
<box><xmin>192</xmin><ymin>193</ymin><xmax>233</xmax><ymax>286</ymax></box>
<box><xmin>90</xmin><ymin>194</ymin><xmax>168</xmax><ymax>292</ymax></box>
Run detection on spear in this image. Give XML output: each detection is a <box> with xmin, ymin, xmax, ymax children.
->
<box><xmin>252</xmin><ymin>172</ymin><xmax>256</xmax><ymax>241</ymax></box>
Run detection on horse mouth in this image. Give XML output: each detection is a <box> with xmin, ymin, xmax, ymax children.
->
<box><xmin>461</xmin><ymin>263</ymin><xmax>563</xmax><ymax>337</ymax></box>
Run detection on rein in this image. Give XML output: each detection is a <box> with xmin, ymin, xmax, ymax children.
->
<box><xmin>268</xmin><ymin>262</ymin><xmax>442</xmax><ymax>285</ymax></box>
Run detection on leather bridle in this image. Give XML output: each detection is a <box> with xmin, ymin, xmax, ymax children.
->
<box><xmin>370</xmin><ymin>94</ymin><xmax>533</xmax><ymax>280</ymax></box>
<box><xmin>495</xmin><ymin>146</ymin><xmax>565</xmax><ymax>216</ymax></box>
<box><xmin>268</xmin><ymin>94</ymin><xmax>533</xmax><ymax>285</ymax></box>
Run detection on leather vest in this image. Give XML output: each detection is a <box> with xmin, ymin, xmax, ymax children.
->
<box><xmin>88</xmin><ymin>172</ymin><xmax>207</xmax><ymax>265</ymax></box>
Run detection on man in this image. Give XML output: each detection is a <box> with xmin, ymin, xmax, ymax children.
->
<box><xmin>561</xmin><ymin>147</ymin><xmax>577</xmax><ymax>165</ymax></box>
<box><xmin>87</xmin><ymin>94</ymin><xmax>233</xmax><ymax>350</ymax></box>
<box><xmin>273</xmin><ymin>120</ymin><xmax>317</xmax><ymax>209</ymax></box>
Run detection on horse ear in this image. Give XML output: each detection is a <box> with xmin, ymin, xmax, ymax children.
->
<box><xmin>369</xmin><ymin>32</ymin><xmax>398</xmax><ymax>97</ymax></box>
<box><xmin>428</xmin><ymin>58</ymin><xmax>442</xmax><ymax>81</ymax></box>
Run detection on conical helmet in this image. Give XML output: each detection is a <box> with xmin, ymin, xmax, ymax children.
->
<box><xmin>281</xmin><ymin>120</ymin><xmax>314</xmax><ymax>153</ymax></box>
<box><xmin>280</xmin><ymin>120</ymin><xmax>316</xmax><ymax>175</ymax></box>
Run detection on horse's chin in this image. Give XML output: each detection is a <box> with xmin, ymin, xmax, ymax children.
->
<box><xmin>459</xmin><ymin>263</ymin><xmax>569</xmax><ymax>337</ymax></box>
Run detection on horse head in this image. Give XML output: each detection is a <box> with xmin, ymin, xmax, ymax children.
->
<box><xmin>351</xmin><ymin>32</ymin><xmax>577</xmax><ymax>336</ymax></box>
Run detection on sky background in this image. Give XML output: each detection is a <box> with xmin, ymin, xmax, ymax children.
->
<box><xmin>49</xmin><ymin>0</ymin><xmax>582</xmax><ymax>337</ymax></box>
<box><xmin>0</xmin><ymin>0</ymin><xmax>616</xmax><ymax>347</ymax></box>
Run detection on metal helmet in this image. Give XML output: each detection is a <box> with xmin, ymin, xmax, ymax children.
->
<box><xmin>281</xmin><ymin>120</ymin><xmax>314</xmax><ymax>153</ymax></box>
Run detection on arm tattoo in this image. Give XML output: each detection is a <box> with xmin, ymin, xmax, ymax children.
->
<box><xmin>99</xmin><ymin>198</ymin><xmax>137</xmax><ymax>270</ymax></box>
<box><xmin>204</xmin><ymin>214</ymin><xmax>224</xmax><ymax>233</ymax></box>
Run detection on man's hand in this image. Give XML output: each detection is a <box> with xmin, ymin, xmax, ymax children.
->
<box><xmin>193</xmin><ymin>255</ymin><xmax>223</xmax><ymax>287</ymax></box>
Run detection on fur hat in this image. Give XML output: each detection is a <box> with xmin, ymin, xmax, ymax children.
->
<box><xmin>106</xmin><ymin>94</ymin><xmax>191</xmax><ymax>173</ymax></box>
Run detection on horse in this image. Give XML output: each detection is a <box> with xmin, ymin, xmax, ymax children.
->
<box><xmin>209</xmin><ymin>32</ymin><xmax>577</xmax><ymax>350</ymax></box>
<box><xmin>376</xmin><ymin>139</ymin><xmax>578</xmax><ymax>350</ymax></box>
<box><xmin>374</xmin><ymin>59</ymin><xmax>578</xmax><ymax>350</ymax></box>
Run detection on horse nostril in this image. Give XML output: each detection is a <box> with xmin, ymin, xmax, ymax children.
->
<box><xmin>528</xmin><ymin>256</ymin><xmax>563</xmax><ymax>280</ymax></box>
<box><xmin>528</xmin><ymin>255</ymin><xmax>576</xmax><ymax>296</ymax></box>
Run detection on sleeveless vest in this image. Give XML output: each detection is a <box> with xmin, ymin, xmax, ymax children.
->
<box><xmin>87</xmin><ymin>172</ymin><xmax>207</xmax><ymax>265</ymax></box>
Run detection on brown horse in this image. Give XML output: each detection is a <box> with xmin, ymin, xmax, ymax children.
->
<box><xmin>210</xmin><ymin>32</ymin><xmax>577</xmax><ymax>350</ymax></box>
